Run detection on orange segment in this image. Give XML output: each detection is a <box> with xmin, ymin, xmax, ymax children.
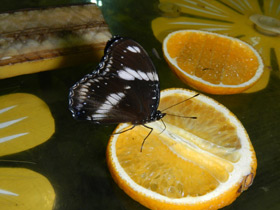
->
<box><xmin>222</xmin><ymin>42</ymin><xmax>259</xmax><ymax>85</ymax></box>
<box><xmin>163</xmin><ymin>30</ymin><xmax>264</xmax><ymax>94</ymax></box>
<box><xmin>115</xmin><ymin>128</ymin><xmax>219</xmax><ymax>198</ymax></box>
<box><xmin>107</xmin><ymin>88</ymin><xmax>257</xmax><ymax>210</ymax></box>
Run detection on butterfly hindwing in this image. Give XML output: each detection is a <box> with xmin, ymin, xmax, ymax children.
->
<box><xmin>69</xmin><ymin>36</ymin><xmax>160</xmax><ymax>124</ymax></box>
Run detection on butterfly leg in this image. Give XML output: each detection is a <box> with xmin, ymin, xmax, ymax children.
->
<box><xmin>140</xmin><ymin>124</ymin><xmax>154</xmax><ymax>152</ymax></box>
<box><xmin>112</xmin><ymin>124</ymin><xmax>136</xmax><ymax>135</ymax></box>
<box><xmin>159</xmin><ymin>119</ymin><xmax>166</xmax><ymax>134</ymax></box>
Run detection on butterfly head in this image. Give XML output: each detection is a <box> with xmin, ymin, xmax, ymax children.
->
<box><xmin>150</xmin><ymin>110</ymin><xmax>166</xmax><ymax>122</ymax></box>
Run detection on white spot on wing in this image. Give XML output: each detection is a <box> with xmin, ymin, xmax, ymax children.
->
<box><xmin>117</xmin><ymin>92</ymin><xmax>125</xmax><ymax>98</ymax></box>
<box><xmin>92</xmin><ymin>92</ymin><xmax>126</xmax><ymax>120</ymax></box>
<box><xmin>78</xmin><ymin>95</ymin><xmax>87</xmax><ymax>100</ymax></box>
<box><xmin>127</xmin><ymin>45</ymin><xmax>141</xmax><ymax>53</ymax></box>
<box><xmin>84</xmin><ymin>82</ymin><xmax>91</xmax><ymax>87</ymax></box>
<box><xmin>109</xmin><ymin>93</ymin><xmax>123</xmax><ymax>104</ymax></box>
<box><xmin>138</xmin><ymin>71</ymin><xmax>149</xmax><ymax>81</ymax></box>
<box><xmin>123</xmin><ymin>67</ymin><xmax>142</xmax><ymax>80</ymax></box>
<box><xmin>147</xmin><ymin>72</ymin><xmax>154</xmax><ymax>81</ymax></box>
<box><xmin>92</xmin><ymin>114</ymin><xmax>106</xmax><ymax>118</ymax></box>
<box><xmin>79</xmin><ymin>92</ymin><xmax>87</xmax><ymax>96</ymax></box>
<box><xmin>153</xmin><ymin>72</ymin><xmax>159</xmax><ymax>81</ymax></box>
<box><xmin>107</xmin><ymin>95</ymin><xmax>118</xmax><ymax>105</ymax></box>
<box><xmin>118</xmin><ymin>70</ymin><xmax>135</xmax><ymax>80</ymax></box>
<box><xmin>96</xmin><ymin>103</ymin><xmax>113</xmax><ymax>114</ymax></box>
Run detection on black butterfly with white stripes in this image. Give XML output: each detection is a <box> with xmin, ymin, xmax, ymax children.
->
<box><xmin>69</xmin><ymin>36</ymin><xmax>198</xmax><ymax>150</ymax></box>
<box><xmin>69</xmin><ymin>36</ymin><xmax>165</xmax><ymax>132</ymax></box>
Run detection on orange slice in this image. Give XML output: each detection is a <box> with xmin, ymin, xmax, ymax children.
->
<box><xmin>163</xmin><ymin>30</ymin><xmax>264</xmax><ymax>94</ymax></box>
<box><xmin>107</xmin><ymin>88</ymin><xmax>257</xmax><ymax>210</ymax></box>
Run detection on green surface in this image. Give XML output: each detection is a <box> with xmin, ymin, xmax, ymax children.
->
<box><xmin>1</xmin><ymin>0</ymin><xmax>280</xmax><ymax>210</ymax></box>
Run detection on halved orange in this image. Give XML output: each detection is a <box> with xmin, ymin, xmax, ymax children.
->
<box><xmin>163</xmin><ymin>30</ymin><xmax>264</xmax><ymax>94</ymax></box>
<box><xmin>107</xmin><ymin>88</ymin><xmax>257</xmax><ymax>210</ymax></box>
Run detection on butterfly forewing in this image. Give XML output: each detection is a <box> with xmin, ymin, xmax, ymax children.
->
<box><xmin>69</xmin><ymin>36</ymin><xmax>160</xmax><ymax>124</ymax></box>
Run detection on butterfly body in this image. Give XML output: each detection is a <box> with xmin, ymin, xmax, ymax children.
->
<box><xmin>69</xmin><ymin>36</ymin><xmax>164</xmax><ymax>126</ymax></box>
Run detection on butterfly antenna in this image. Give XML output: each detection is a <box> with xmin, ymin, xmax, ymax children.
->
<box><xmin>165</xmin><ymin>113</ymin><xmax>197</xmax><ymax>119</ymax></box>
<box><xmin>140</xmin><ymin>125</ymin><xmax>154</xmax><ymax>152</ymax></box>
<box><xmin>161</xmin><ymin>93</ymin><xmax>199</xmax><ymax>112</ymax></box>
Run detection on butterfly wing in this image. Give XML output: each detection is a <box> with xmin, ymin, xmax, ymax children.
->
<box><xmin>69</xmin><ymin>36</ymin><xmax>160</xmax><ymax>124</ymax></box>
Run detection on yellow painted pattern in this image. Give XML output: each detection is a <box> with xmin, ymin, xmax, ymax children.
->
<box><xmin>0</xmin><ymin>93</ymin><xmax>55</xmax><ymax>156</ymax></box>
<box><xmin>0</xmin><ymin>93</ymin><xmax>55</xmax><ymax>209</ymax></box>
<box><xmin>0</xmin><ymin>168</ymin><xmax>55</xmax><ymax>210</ymax></box>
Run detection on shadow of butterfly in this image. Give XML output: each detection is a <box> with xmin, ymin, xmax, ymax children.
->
<box><xmin>69</xmin><ymin>36</ymin><xmax>197</xmax><ymax>151</ymax></box>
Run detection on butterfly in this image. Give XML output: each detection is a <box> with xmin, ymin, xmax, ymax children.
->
<box><xmin>69</xmin><ymin>36</ymin><xmax>197</xmax><ymax>150</ymax></box>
